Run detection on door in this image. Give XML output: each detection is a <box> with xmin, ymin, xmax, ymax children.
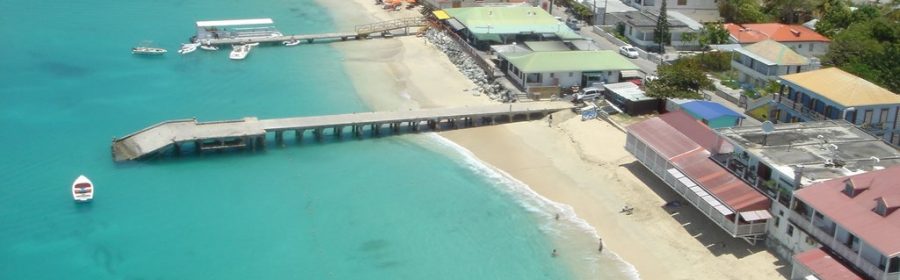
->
<box><xmin>864</xmin><ymin>109</ymin><xmax>873</xmax><ymax>125</ymax></box>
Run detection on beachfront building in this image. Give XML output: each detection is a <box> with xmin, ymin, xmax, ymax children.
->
<box><xmin>788</xmin><ymin>166</ymin><xmax>900</xmax><ymax>280</ymax></box>
<box><xmin>438</xmin><ymin>6</ymin><xmax>582</xmax><ymax>50</ymax></box>
<box><xmin>497</xmin><ymin>50</ymin><xmax>639</xmax><ymax>99</ymax></box>
<box><xmin>732</xmin><ymin>40</ymin><xmax>814</xmax><ymax>89</ymax></box>
<box><xmin>194</xmin><ymin>18</ymin><xmax>281</xmax><ymax>43</ymax></box>
<box><xmin>771</xmin><ymin>67</ymin><xmax>900</xmax><ymax>146</ymax></box>
<box><xmin>679</xmin><ymin>101</ymin><xmax>745</xmax><ymax>128</ymax></box>
<box><xmin>714</xmin><ymin>121</ymin><xmax>900</xmax><ymax>264</ymax></box>
<box><xmin>626</xmin><ymin>111</ymin><xmax>773</xmax><ymax>243</ymax></box>
<box><xmin>619</xmin><ymin>11</ymin><xmax>700</xmax><ymax>52</ymax></box>
<box><xmin>724</xmin><ymin>23</ymin><xmax>830</xmax><ymax>57</ymax></box>
<box><xmin>602</xmin><ymin>82</ymin><xmax>660</xmax><ymax>115</ymax></box>
<box><xmin>423</xmin><ymin>0</ymin><xmax>535</xmax><ymax>9</ymax></box>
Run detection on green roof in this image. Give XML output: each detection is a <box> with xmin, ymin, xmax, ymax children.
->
<box><xmin>504</xmin><ymin>51</ymin><xmax>640</xmax><ymax>73</ymax></box>
<box><xmin>443</xmin><ymin>6</ymin><xmax>581</xmax><ymax>39</ymax></box>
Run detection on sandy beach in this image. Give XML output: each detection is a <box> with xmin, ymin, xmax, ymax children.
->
<box><xmin>316</xmin><ymin>1</ymin><xmax>787</xmax><ymax>279</ymax></box>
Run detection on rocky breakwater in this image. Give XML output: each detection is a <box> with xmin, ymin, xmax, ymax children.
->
<box><xmin>424</xmin><ymin>29</ymin><xmax>515</xmax><ymax>102</ymax></box>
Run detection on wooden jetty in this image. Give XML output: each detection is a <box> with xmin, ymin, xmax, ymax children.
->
<box><xmin>111</xmin><ymin>102</ymin><xmax>574</xmax><ymax>161</ymax></box>
<box><xmin>200</xmin><ymin>17</ymin><xmax>427</xmax><ymax>46</ymax></box>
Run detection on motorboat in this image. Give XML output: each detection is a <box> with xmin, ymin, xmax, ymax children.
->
<box><xmin>132</xmin><ymin>41</ymin><xmax>167</xmax><ymax>55</ymax></box>
<box><xmin>200</xmin><ymin>44</ymin><xmax>219</xmax><ymax>51</ymax></box>
<box><xmin>229</xmin><ymin>44</ymin><xmax>250</xmax><ymax>60</ymax></box>
<box><xmin>245</xmin><ymin>42</ymin><xmax>260</xmax><ymax>47</ymax></box>
<box><xmin>283</xmin><ymin>39</ymin><xmax>300</xmax><ymax>46</ymax></box>
<box><xmin>72</xmin><ymin>175</ymin><xmax>94</xmax><ymax>202</ymax></box>
<box><xmin>178</xmin><ymin>42</ymin><xmax>200</xmax><ymax>54</ymax></box>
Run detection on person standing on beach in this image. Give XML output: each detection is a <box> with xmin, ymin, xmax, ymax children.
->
<box><xmin>598</xmin><ymin>238</ymin><xmax>604</xmax><ymax>252</ymax></box>
<box><xmin>551</xmin><ymin>249</ymin><xmax>558</xmax><ymax>257</ymax></box>
<box><xmin>548</xmin><ymin>114</ymin><xmax>553</xmax><ymax>127</ymax></box>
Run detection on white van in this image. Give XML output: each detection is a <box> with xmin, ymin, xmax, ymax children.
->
<box><xmin>575</xmin><ymin>87</ymin><xmax>603</xmax><ymax>102</ymax></box>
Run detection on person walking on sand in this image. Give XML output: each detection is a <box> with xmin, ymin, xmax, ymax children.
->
<box><xmin>548</xmin><ymin>114</ymin><xmax>553</xmax><ymax>127</ymax></box>
<box><xmin>598</xmin><ymin>238</ymin><xmax>604</xmax><ymax>252</ymax></box>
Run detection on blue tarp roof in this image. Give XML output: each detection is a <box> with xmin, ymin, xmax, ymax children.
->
<box><xmin>681</xmin><ymin>101</ymin><xmax>744</xmax><ymax>120</ymax></box>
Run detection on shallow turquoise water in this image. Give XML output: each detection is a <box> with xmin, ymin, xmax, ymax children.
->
<box><xmin>0</xmin><ymin>0</ymin><xmax>588</xmax><ymax>279</ymax></box>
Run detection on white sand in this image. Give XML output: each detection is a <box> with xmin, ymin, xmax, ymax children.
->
<box><xmin>315</xmin><ymin>1</ymin><xmax>787</xmax><ymax>279</ymax></box>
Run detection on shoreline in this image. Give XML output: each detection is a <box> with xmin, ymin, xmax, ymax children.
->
<box><xmin>314</xmin><ymin>1</ymin><xmax>786</xmax><ymax>279</ymax></box>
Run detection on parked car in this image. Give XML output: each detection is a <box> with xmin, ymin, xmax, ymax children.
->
<box><xmin>618</xmin><ymin>45</ymin><xmax>639</xmax><ymax>59</ymax></box>
<box><xmin>565</xmin><ymin>18</ymin><xmax>580</xmax><ymax>31</ymax></box>
<box><xmin>574</xmin><ymin>87</ymin><xmax>603</xmax><ymax>102</ymax></box>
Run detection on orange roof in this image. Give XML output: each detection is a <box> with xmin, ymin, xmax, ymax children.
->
<box><xmin>724</xmin><ymin>23</ymin><xmax>830</xmax><ymax>44</ymax></box>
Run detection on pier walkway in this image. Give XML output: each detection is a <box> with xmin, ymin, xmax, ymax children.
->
<box><xmin>112</xmin><ymin>102</ymin><xmax>574</xmax><ymax>161</ymax></box>
<box><xmin>200</xmin><ymin>17</ymin><xmax>427</xmax><ymax>45</ymax></box>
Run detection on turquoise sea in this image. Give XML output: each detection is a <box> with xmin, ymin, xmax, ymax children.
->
<box><xmin>0</xmin><ymin>0</ymin><xmax>635</xmax><ymax>279</ymax></box>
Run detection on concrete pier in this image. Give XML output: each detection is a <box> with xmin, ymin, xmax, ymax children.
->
<box><xmin>111</xmin><ymin>102</ymin><xmax>573</xmax><ymax>161</ymax></box>
<box><xmin>200</xmin><ymin>17</ymin><xmax>427</xmax><ymax>46</ymax></box>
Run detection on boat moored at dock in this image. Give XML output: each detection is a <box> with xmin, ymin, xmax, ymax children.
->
<box><xmin>229</xmin><ymin>44</ymin><xmax>251</xmax><ymax>60</ymax></box>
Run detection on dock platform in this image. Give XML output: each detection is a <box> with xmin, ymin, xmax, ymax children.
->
<box><xmin>112</xmin><ymin>102</ymin><xmax>575</xmax><ymax>161</ymax></box>
<box><xmin>198</xmin><ymin>17</ymin><xmax>427</xmax><ymax>46</ymax></box>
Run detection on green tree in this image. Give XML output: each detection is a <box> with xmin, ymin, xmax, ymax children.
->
<box><xmin>681</xmin><ymin>32</ymin><xmax>698</xmax><ymax>49</ymax></box>
<box><xmin>815</xmin><ymin>0</ymin><xmax>851</xmax><ymax>37</ymax></box>
<box><xmin>646</xmin><ymin>59</ymin><xmax>713</xmax><ymax>99</ymax></box>
<box><xmin>824</xmin><ymin>17</ymin><xmax>900</xmax><ymax>93</ymax></box>
<box><xmin>698</xmin><ymin>23</ymin><xmax>731</xmax><ymax>49</ymax></box>
<box><xmin>720</xmin><ymin>0</ymin><xmax>769</xmax><ymax>23</ymax></box>
<box><xmin>654</xmin><ymin>0</ymin><xmax>671</xmax><ymax>53</ymax></box>
<box><xmin>763</xmin><ymin>0</ymin><xmax>813</xmax><ymax>23</ymax></box>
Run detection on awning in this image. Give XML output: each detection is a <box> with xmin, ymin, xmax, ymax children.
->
<box><xmin>446</xmin><ymin>18</ymin><xmax>466</xmax><ymax>31</ymax></box>
<box><xmin>739</xmin><ymin>210</ymin><xmax>773</xmax><ymax>222</ymax></box>
<box><xmin>432</xmin><ymin>10</ymin><xmax>450</xmax><ymax>20</ymax></box>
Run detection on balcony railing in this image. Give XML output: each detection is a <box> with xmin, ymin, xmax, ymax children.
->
<box><xmin>788</xmin><ymin>211</ymin><xmax>887</xmax><ymax>279</ymax></box>
<box><xmin>774</xmin><ymin>94</ymin><xmax>827</xmax><ymax>121</ymax></box>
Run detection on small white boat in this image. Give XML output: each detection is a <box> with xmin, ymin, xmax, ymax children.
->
<box><xmin>132</xmin><ymin>41</ymin><xmax>167</xmax><ymax>55</ymax></box>
<box><xmin>177</xmin><ymin>43</ymin><xmax>200</xmax><ymax>54</ymax></box>
<box><xmin>72</xmin><ymin>175</ymin><xmax>94</xmax><ymax>202</ymax></box>
<box><xmin>229</xmin><ymin>44</ymin><xmax>250</xmax><ymax>60</ymax></box>
<box><xmin>245</xmin><ymin>42</ymin><xmax>260</xmax><ymax>47</ymax></box>
<box><xmin>283</xmin><ymin>39</ymin><xmax>300</xmax><ymax>46</ymax></box>
<box><xmin>200</xmin><ymin>44</ymin><xmax>219</xmax><ymax>51</ymax></box>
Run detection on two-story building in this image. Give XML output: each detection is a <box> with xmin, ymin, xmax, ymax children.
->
<box><xmin>772</xmin><ymin>67</ymin><xmax>900</xmax><ymax>147</ymax></box>
<box><xmin>715</xmin><ymin>121</ymin><xmax>900</xmax><ymax>272</ymax></box>
<box><xmin>626</xmin><ymin>111</ymin><xmax>773</xmax><ymax>244</ymax></box>
<box><xmin>440</xmin><ymin>6</ymin><xmax>582</xmax><ymax>50</ymax></box>
<box><xmin>497</xmin><ymin>50</ymin><xmax>639</xmax><ymax>99</ymax></box>
<box><xmin>423</xmin><ymin>0</ymin><xmax>535</xmax><ymax>9</ymax></box>
<box><xmin>724</xmin><ymin>23</ymin><xmax>830</xmax><ymax>57</ymax></box>
<box><xmin>788</xmin><ymin>166</ymin><xmax>900</xmax><ymax>280</ymax></box>
<box><xmin>619</xmin><ymin>11</ymin><xmax>699</xmax><ymax>52</ymax></box>
<box><xmin>732</xmin><ymin>40</ymin><xmax>814</xmax><ymax>89</ymax></box>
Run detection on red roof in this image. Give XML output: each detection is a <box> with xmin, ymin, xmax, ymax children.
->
<box><xmin>724</xmin><ymin>23</ymin><xmax>830</xmax><ymax>44</ymax></box>
<box><xmin>795</xmin><ymin>166</ymin><xmax>900</xmax><ymax>257</ymax></box>
<box><xmin>793</xmin><ymin>248</ymin><xmax>864</xmax><ymax>280</ymax></box>
<box><xmin>627</xmin><ymin>111</ymin><xmax>770</xmax><ymax>212</ymax></box>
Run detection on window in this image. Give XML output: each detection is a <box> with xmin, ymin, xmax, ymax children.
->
<box><xmin>677</xmin><ymin>0</ymin><xmax>687</xmax><ymax>5</ymax></box>
<box><xmin>864</xmin><ymin>109</ymin><xmax>874</xmax><ymax>124</ymax></box>
<box><xmin>894</xmin><ymin>107</ymin><xmax>900</xmax><ymax>129</ymax></box>
<box><xmin>880</xmin><ymin>108</ymin><xmax>889</xmax><ymax>126</ymax></box>
<box><xmin>876</xmin><ymin>199</ymin><xmax>888</xmax><ymax>216</ymax></box>
<box><xmin>786</xmin><ymin>225</ymin><xmax>794</xmax><ymax>237</ymax></box>
<box><xmin>805</xmin><ymin>236</ymin><xmax>817</xmax><ymax>246</ymax></box>
<box><xmin>525</xmin><ymin>73</ymin><xmax>542</xmax><ymax>83</ymax></box>
<box><xmin>568</xmin><ymin>72</ymin><xmax>573</xmax><ymax>77</ymax></box>
<box><xmin>889</xmin><ymin>257</ymin><xmax>900</xmax><ymax>273</ymax></box>
<box><xmin>550</xmin><ymin>73</ymin><xmax>555</xmax><ymax>78</ymax></box>
<box><xmin>843</xmin><ymin>181</ymin><xmax>855</xmax><ymax>197</ymax></box>
<box><xmin>893</xmin><ymin>133</ymin><xmax>900</xmax><ymax>145</ymax></box>
<box><xmin>809</xmin><ymin>43</ymin><xmax>813</xmax><ymax>52</ymax></box>
<box><xmin>774</xmin><ymin>216</ymin><xmax>781</xmax><ymax>227</ymax></box>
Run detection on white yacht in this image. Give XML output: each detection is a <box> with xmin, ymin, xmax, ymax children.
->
<box><xmin>229</xmin><ymin>44</ymin><xmax>250</xmax><ymax>60</ymax></box>
<box><xmin>283</xmin><ymin>39</ymin><xmax>300</xmax><ymax>46</ymax></box>
<box><xmin>132</xmin><ymin>41</ymin><xmax>167</xmax><ymax>55</ymax></box>
<box><xmin>178</xmin><ymin>42</ymin><xmax>200</xmax><ymax>54</ymax></box>
<box><xmin>72</xmin><ymin>175</ymin><xmax>94</xmax><ymax>202</ymax></box>
<box><xmin>200</xmin><ymin>44</ymin><xmax>219</xmax><ymax>51</ymax></box>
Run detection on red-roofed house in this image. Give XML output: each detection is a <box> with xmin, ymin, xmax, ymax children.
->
<box><xmin>788</xmin><ymin>166</ymin><xmax>900</xmax><ymax>280</ymax></box>
<box><xmin>792</xmin><ymin>248</ymin><xmax>865</xmax><ymax>280</ymax></box>
<box><xmin>626</xmin><ymin>111</ymin><xmax>772</xmax><ymax>243</ymax></box>
<box><xmin>724</xmin><ymin>23</ymin><xmax>831</xmax><ymax>57</ymax></box>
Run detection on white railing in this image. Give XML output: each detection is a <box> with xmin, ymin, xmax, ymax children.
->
<box><xmin>774</xmin><ymin>94</ymin><xmax>827</xmax><ymax>121</ymax></box>
<box><xmin>789</xmin><ymin>211</ymin><xmax>887</xmax><ymax>279</ymax></box>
